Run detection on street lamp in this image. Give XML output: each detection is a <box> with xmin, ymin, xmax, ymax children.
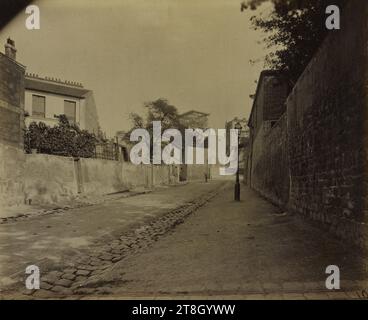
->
<box><xmin>234</xmin><ymin>121</ymin><xmax>242</xmax><ymax>201</ymax></box>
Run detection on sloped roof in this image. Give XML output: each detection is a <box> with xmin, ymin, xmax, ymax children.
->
<box><xmin>25</xmin><ymin>77</ymin><xmax>90</xmax><ymax>98</ymax></box>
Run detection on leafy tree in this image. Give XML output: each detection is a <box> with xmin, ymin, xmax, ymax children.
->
<box><xmin>123</xmin><ymin>98</ymin><xmax>184</xmax><ymax>161</ymax></box>
<box><xmin>146</xmin><ymin>98</ymin><xmax>181</xmax><ymax>131</ymax></box>
<box><xmin>24</xmin><ymin>115</ymin><xmax>97</xmax><ymax>158</ymax></box>
<box><xmin>242</xmin><ymin>0</ymin><xmax>347</xmax><ymax>85</ymax></box>
<box><xmin>125</xmin><ymin>98</ymin><xmax>183</xmax><ymax>140</ymax></box>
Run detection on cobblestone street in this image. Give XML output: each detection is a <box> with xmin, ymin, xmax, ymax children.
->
<box><xmin>1</xmin><ymin>179</ymin><xmax>367</xmax><ymax>300</ymax></box>
<box><xmin>0</xmin><ymin>180</ymin><xmax>225</xmax><ymax>298</ymax></box>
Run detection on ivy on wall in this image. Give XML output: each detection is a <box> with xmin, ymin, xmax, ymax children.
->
<box><xmin>24</xmin><ymin>115</ymin><xmax>97</xmax><ymax>158</ymax></box>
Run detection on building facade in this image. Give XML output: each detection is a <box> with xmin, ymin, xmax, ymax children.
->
<box><xmin>178</xmin><ymin>110</ymin><xmax>210</xmax><ymax>181</ymax></box>
<box><xmin>225</xmin><ymin>117</ymin><xmax>249</xmax><ymax>176</ymax></box>
<box><xmin>178</xmin><ymin>110</ymin><xmax>209</xmax><ymax>129</ymax></box>
<box><xmin>25</xmin><ymin>74</ymin><xmax>100</xmax><ymax>134</ymax></box>
<box><xmin>247</xmin><ymin>70</ymin><xmax>290</xmax><ymax>187</ymax></box>
<box><xmin>0</xmin><ymin>38</ymin><xmax>25</xmax><ymax>147</ymax></box>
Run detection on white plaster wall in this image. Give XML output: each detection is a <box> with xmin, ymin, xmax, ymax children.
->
<box><xmin>25</xmin><ymin>90</ymin><xmax>82</xmax><ymax>128</ymax></box>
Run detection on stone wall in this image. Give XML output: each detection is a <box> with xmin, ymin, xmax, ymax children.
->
<box><xmin>122</xmin><ymin>162</ymin><xmax>150</xmax><ymax>189</ymax></box>
<box><xmin>79</xmin><ymin>158</ymin><xmax>126</xmax><ymax>195</ymax></box>
<box><xmin>250</xmin><ymin>115</ymin><xmax>289</xmax><ymax>207</ymax></box>
<box><xmin>153</xmin><ymin>165</ymin><xmax>169</xmax><ymax>186</ymax></box>
<box><xmin>24</xmin><ymin>154</ymin><xmax>77</xmax><ymax>205</ymax></box>
<box><xmin>248</xmin><ymin>0</ymin><xmax>368</xmax><ymax>246</ymax></box>
<box><xmin>187</xmin><ymin>164</ymin><xmax>209</xmax><ymax>181</ymax></box>
<box><xmin>248</xmin><ymin>70</ymin><xmax>290</xmax><ymax>197</ymax></box>
<box><xmin>0</xmin><ymin>143</ymin><xmax>25</xmax><ymax>209</ymax></box>
<box><xmin>286</xmin><ymin>0</ymin><xmax>368</xmax><ymax>246</ymax></box>
<box><xmin>20</xmin><ymin>155</ymin><xmax>182</xmax><ymax>206</ymax></box>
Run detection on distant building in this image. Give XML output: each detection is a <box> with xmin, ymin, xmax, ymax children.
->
<box><xmin>247</xmin><ymin>70</ymin><xmax>290</xmax><ymax>186</ymax></box>
<box><xmin>24</xmin><ymin>73</ymin><xmax>100</xmax><ymax>134</ymax></box>
<box><xmin>225</xmin><ymin>117</ymin><xmax>249</xmax><ymax>175</ymax></box>
<box><xmin>178</xmin><ymin>110</ymin><xmax>209</xmax><ymax>129</ymax></box>
<box><xmin>178</xmin><ymin>109</ymin><xmax>210</xmax><ymax>149</ymax></box>
<box><xmin>178</xmin><ymin>110</ymin><xmax>210</xmax><ymax>181</ymax></box>
<box><xmin>225</xmin><ymin>117</ymin><xmax>249</xmax><ymax>150</ymax></box>
<box><xmin>248</xmin><ymin>70</ymin><xmax>289</xmax><ymax>137</ymax></box>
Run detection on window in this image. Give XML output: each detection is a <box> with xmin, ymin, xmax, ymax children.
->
<box><xmin>64</xmin><ymin>100</ymin><xmax>76</xmax><ymax>124</ymax></box>
<box><xmin>32</xmin><ymin>95</ymin><xmax>45</xmax><ymax>118</ymax></box>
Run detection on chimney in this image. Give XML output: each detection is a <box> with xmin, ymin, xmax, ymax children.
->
<box><xmin>5</xmin><ymin>38</ymin><xmax>16</xmax><ymax>60</ymax></box>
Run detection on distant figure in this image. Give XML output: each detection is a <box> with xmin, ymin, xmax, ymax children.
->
<box><xmin>204</xmin><ymin>172</ymin><xmax>208</xmax><ymax>183</ymax></box>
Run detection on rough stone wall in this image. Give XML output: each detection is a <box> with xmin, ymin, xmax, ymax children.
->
<box><xmin>250</xmin><ymin>114</ymin><xmax>289</xmax><ymax>207</ymax></box>
<box><xmin>242</xmin><ymin>140</ymin><xmax>250</xmax><ymax>185</ymax></box>
<box><xmin>249</xmin><ymin>122</ymin><xmax>265</xmax><ymax>185</ymax></box>
<box><xmin>286</xmin><ymin>0</ymin><xmax>368</xmax><ymax>246</ymax></box>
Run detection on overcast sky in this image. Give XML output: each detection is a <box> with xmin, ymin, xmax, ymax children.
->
<box><xmin>0</xmin><ymin>0</ymin><xmax>270</xmax><ymax>136</ymax></box>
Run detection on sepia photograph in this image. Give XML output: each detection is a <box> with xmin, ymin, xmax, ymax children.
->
<box><xmin>0</xmin><ymin>0</ymin><xmax>367</xmax><ymax>308</ymax></box>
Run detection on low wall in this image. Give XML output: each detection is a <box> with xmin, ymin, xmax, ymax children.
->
<box><xmin>187</xmin><ymin>164</ymin><xmax>209</xmax><ymax>181</ymax></box>
<box><xmin>0</xmin><ymin>143</ymin><xmax>25</xmax><ymax>209</ymax></box>
<box><xmin>24</xmin><ymin>154</ymin><xmax>77</xmax><ymax>205</ymax></box>
<box><xmin>79</xmin><ymin>158</ymin><xmax>126</xmax><ymax>195</ymax></box>
<box><xmin>21</xmin><ymin>155</ymin><xmax>180</xmax><ymax>205</ymax></box>
<box><xmin>122</xmin><ymin>162</ymin><xmax>150</xmax><ymax>189</ymax></box>
<box><xmin>153</xmin><ymin>165</ymin><xmax>169</xmax><ymax>186</ymax></box>
<box><xmin>1</xmin><ymin>146</ymin><xmax>207</xmax><ymax>209</ymax></box>
<box><xmin>168</xmin><ymin>165</ymin><xmax>180</xmax><ymax>184</ymax></box>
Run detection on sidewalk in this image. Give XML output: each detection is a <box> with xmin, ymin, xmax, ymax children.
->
<box><xmin>0</xmin><ymin>180</ymin><xmax>223</xmax><ymax>293</ymax></box>
<box><xmin>77</xmin><ymin>185</ymin><xmax>368</xmax><ymax>300</ymax></box>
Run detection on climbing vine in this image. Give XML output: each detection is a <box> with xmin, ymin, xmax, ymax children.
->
<box><xmin>24</xmin><ymin>115</ymin><xmax>97</xmax><ymax>158</ymax></box>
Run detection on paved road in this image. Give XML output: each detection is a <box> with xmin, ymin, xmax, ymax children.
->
<box><xmin>0</xmin><ymin>180</ymin><xmax>223</xmax><ymax>293</ymax></box>
<box><xmin>81</xmin><ymin>182</ymin><xmax>368</xmax><ymax>298</ymax></box>
<box><xmin>82</xmin><ymin>183</ymin><xmax>367</xmax><ymax>300</ymax></box>
<box><xmin>2</xmin><ymin>180</ymin><xmax>367</xmax><ymax>299</ymax></box>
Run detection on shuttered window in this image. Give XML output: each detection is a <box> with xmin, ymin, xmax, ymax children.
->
<box><xmin>64</xmin><ymin>100</ymin><xmax>76</xmax><ymax>124</ymax></box>
<box><xmin>32</xmin><ymin>95</ymin><xmax>45</xmax><ymax>118</ymax></box>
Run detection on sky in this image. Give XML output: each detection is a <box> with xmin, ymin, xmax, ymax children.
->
<box><xmin>0</xmin><ymin>0</ymin><xmax>270</xmax><ymax>136</ymax></box>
